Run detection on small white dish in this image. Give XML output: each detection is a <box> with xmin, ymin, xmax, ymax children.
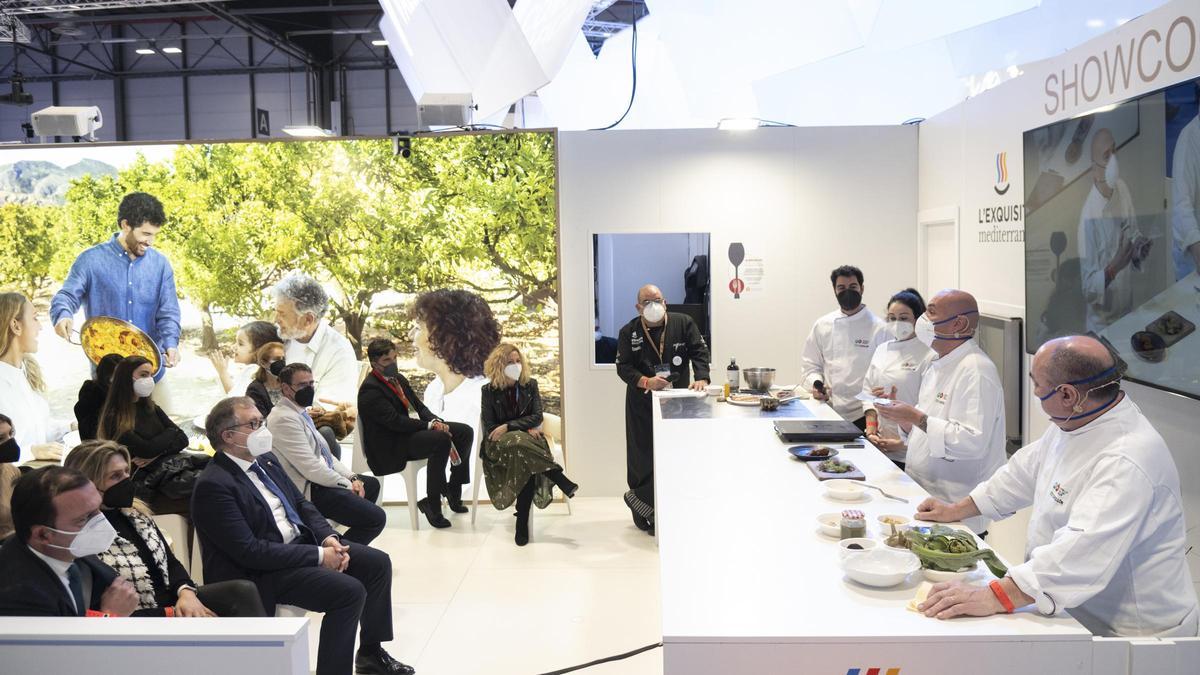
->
<box><xmin>842</xmin><ymin>548</ymin><xmax>921</xmax><ymax>588</ymax></box>
<box><xmin>816</xmin><ymin>512</ymin><xmax>842</xmax><ymax>538</ymax></box>
<box><xmin>922</xmin><ymin>562</ymin><xmax>979</xmax><ymax>582</ymax></box>
<box><xmin>877</xmin><ymin>514</ymin><xmax>910</xmax><ymax>528</ymax></box>
<box><xmin>824</xmin><ymin>479</ymin><xmax>867</xmax><ymax>502</ymax></box>
<box><xmin>838</xmin><ymin>537</ymin><xmax>878</xmax><ymax>554</ymax></box>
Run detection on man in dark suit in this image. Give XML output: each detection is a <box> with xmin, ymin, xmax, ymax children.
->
<box><xmin>192</xmin><ymin>397</ymin><xmax>413</xmax><ymax>675</ymax></box>
<box><xmin>357</xmin><ymin>338</ymin><xmax>472</xmax><ymax>529</ymax></box>
<box><xmin>0</xmin><ymin>466</ymin><xmax>139</xmax><ymax>617</ymax></box>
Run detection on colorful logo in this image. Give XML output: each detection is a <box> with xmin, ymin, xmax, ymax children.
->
<box><xmin>1050</xmin><ymin>481</ymin><xmax>1069</xmax><ymax>505</ymax></box>
<box><xmin>994</xmin><ymin>151</ymin><xmax>1010</xmax><ymax>195</ymax></box>
<box><xmin>846</xmin><ymin>669</ymin><xmax>901</xmax><ymax>675</ymax></box>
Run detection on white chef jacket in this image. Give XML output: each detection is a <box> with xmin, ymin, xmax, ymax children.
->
<box><xmin>1078</xmin><ymin>178</ymin><xmax>1140</xmax><ymax>333</ymax></box>
<box><xmin>424</xmin><ymin>375</ymin><xmax>486</xmax><ymax>463</ymax></box>
<box><xmin>1171</xmin><ymin>116</ymin><xmax>1200</xmax><ymax>258</ymax></box>
<box><xmin>0</xmin><ymin>360</ymin><xmax>70</xmax><ymax>464</ymax></box>
<box><xmin>284</xmin><ymin>320</ymin><xmax>360</xmax><ymax>406</ymax></box>
<box><xmin>861</xmin><ymin>337</ymin><xmax>935</xmax><ymax>461</ymax></box>
<box><xmin>904</xmin><ymin>339</ymin><xmax>1006</xmax><ymax>534</ymax></box>
<box><xmin>970</xmin><ymin>397</ymin><xmax>1199</xmax><ymax>638</ymax></box>
<box><xmin>800</xmin><ymin>307</ymin><xmax>885</xmax><ymax>421</ymax></box>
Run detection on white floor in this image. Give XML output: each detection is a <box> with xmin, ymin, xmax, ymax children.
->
<box><xmin>305</xmin><ymin>497</ymin><xmax>664</xmax><ymax>675</ymax></box>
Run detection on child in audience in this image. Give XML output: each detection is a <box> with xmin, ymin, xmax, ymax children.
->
<box><xmin>207</xmin><ymin>320</ymin><xmax>281</xmax><ymax>395</ymax></box>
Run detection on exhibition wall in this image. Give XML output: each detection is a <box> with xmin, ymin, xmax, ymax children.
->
<box><xmin>559</xmin><ymin>126</ymin><xmax>918</xmax><ymax>496</ymax></box>
<box><xmin>917</xmin><ymin>0</ymin><xmax>1200</xmax><ymax>580</ymax></box>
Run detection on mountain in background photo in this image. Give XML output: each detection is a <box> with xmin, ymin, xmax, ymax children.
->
<box><xmin>0</xmin><ymin>158</ymin><xmax>116</xmax><ymax>205</ymax></box>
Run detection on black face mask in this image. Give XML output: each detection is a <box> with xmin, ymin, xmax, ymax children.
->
<box><xmin>102</xmin><ymin>477</ymin><xmax>135</xmax><ymax>509</ymax></box>
<box><xmin>293</xmin><ymin>385</ymin><xmax>316</xmax><ymax>407</ymax></box>
<box><xmin>269</xmin><ymin>359</ymin><xmax>286</xmax><ymax>377</ymax></box>
<box><xmin>381</xmin><ymin>362</ymin><xmax>399</xmax><ymax>379</ymax></box>
<box><xmin>0</xmin><ymin>438</ymin><xmax>18</xmax><ymax>464</ymax></box>
<box><xmin>836</xmin><ymin>289</ymin><xmax>862</xmax><ymax>311</ymax></box>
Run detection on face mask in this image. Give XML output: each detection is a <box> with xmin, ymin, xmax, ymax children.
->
<box><xmin>594</xmin><ymin>330</ymin><xmax>603</xmax><ymax>341</ymax></box>
<box><xmin>132</xmin><ymin>376</ymin><xmax>155</xmax><ymax>399</ymax></box>
<box><xmin>381</xmin><ymin>362</ymin><xmax>399</xmax><ymax>379</ymax></box>
<box><xmin>246</xmin><ymin>426</ymin><xmax>274</xmax><ymax>456</ymax></box>
<box><xmin>885</xmin><ymin>320</ymin><xmax>914</xmax><ymax>341</ymax></box>
<box><xmin>46</xmin><ymin>513</ymin><xmax>118</xmax><ymax>558</ymax></box>
<box><xmin>914</xmin><ymin>311</ymin><xmax>978</xmax><ymax>348</ymax></box>
<box><xmin>1104</xmin><ymin>153</ymin><xmax>1119</xmax><ymax>187</ymax></box>
<box><xmin>268</xmin><ymin>359</ymin><xmax>286</xmax><ymax>377</ymax></box>
<box><xmin>1038</xmin><ymin>366</ymin><xmax>1121</xmax><ymax>421</ymax></box>
<box><xmin>0</xmin><ymin>437</ymin><xmax>19</xmax><ymax>464</ymax></box>
<box><xmin>836</xmin><ymin>289</ymin><xmax>862</xmax><ymax>311</ymax></box>
<box><xmin>642</xmin><ymin>301</ymin><xmax>666</xmax><ymax>323</ymax></box>
<box><xmin>504</xmin><ymin>363</ymin><xmax>523</xmax><ymax>381</ymax></box>
<box><xmin>102</xmin><ymin>477</ymin><xmax>135</xmax><ymax>509</ymax></box>
<box><xmin>292</xmin><ymin>384</ymin><xmax>316</xmax><ymax>407</ymax></box>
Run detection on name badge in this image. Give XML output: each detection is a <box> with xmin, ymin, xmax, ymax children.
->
<box><xmin>672</xmin><ymin>355</ymin><xmax>683</xmax><ymax>366</ymax></box>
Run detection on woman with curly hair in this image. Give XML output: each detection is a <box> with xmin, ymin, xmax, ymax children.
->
<box><xmin>412</xmin><ymin>289</ymin><xmax>500</xmax><ymax>512</ymax></box>
<box><xmin>480</xmin><ymin>343</ymin><xmax>577</xmax><ymax>546</ymax></box>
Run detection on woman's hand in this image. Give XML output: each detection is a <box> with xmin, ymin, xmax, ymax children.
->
<box><xmin>174</xmin><ymin>588</ymin><xmax>217</xmax><ymax>618</ymax></box>
<box><xmin>488</xmin><ymin>424</ymin><xmax>508</xmax><ymax>442</ymax></box>
<box><xmin>527</xmin><ymin>428</ymin><xmax>544</xmax><ymax>440</ymax></box>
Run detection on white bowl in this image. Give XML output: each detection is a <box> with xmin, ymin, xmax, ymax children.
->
<box><xmin>877</xmin><ymin>514</ymin><xmax>910</xmax><ymax>528</ymax></box>
<box><xmin>842</xmin><ymin>548</ymin><xmax>921</xmax><ymax>588</ymax></box>
<box><xmin>824</xmin><ymin>479</ymin><xmax>866</xmax><ymax>501</ymax></box>
<box><xmin>816</xmin><ymin>512</ymin><xmax>842</xmax><ymax>538</ymax></box>
<box><xmin>838</xmin><ymin>537</ymin><xmax>878</xmax><ymax>554</ymax></box>
<box><xmin>922</xmin><ymin>562</ymin><xmax>979</xmax><ymax>582</ymax></box>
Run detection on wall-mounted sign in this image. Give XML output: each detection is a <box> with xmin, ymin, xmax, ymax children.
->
<box><xmin>256</xmin><ymin>108</ymin><xmax>270</xmax><ymax>137</ymax></box>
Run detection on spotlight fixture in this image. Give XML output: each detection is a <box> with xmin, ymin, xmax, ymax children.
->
<box><xmin>392</xmin><ymin>134</ymin><xmax>412</xmax><ymax>159</ymax></box>
<box><xmin>282</xmin><ymin>125</ymin><xmax>334</xmax><ymax>137</ymax></box>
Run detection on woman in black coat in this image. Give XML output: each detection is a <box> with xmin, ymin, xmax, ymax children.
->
<box><xmin>74</xmin><ymin>353</ymin><xmax>124</xmax><ymax>441</ymax></box>
<box><xmin>480</xmin><ymin>343</ymin><xmax>577</xmax><ymax>546</ymax></box>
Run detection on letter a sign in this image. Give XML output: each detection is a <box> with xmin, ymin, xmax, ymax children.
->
<box><xmin>256</xmin><ymin>108</ymin><xmax>270</xmax><ymax>137</ymax></box>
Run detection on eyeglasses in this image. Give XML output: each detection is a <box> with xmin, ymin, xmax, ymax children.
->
<box><xmin>225</xmin><ymin>419</ymin><xmax>265</xmax><ymax>433</ymax></box>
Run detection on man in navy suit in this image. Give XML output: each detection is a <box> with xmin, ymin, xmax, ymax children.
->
<box><xmin>0</xmin><ymin>466</ymin><xmax>139</xmax><ymax>617</ymax></box>
<box><xmin>192</xmin><ymin>397</ymin><xmax>413</xmax><ymax>675</ymax></box>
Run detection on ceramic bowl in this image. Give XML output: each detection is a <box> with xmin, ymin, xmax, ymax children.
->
<box><xmin>838</xmin><ymin>537</ymin><xmax>878</xmax><ymax>554</ymax></box>
<box><xmin>824</xmin><ymin>479</ymin><xmax>866</xmax><ymax>501</ymax></box>
<box><xmin>922</xmin><ymin>562</ymin><xmax>979</xmax><ymax>582</ymax></box>
<box><xmin>842</xmin><ymin>548</ymin><xmax>921</xmax><ymax>588</ymax></box>
<box><xmin>816</xmin><ymin>512</ymin><xmax>842</xmax><ymax>538</ymax></box>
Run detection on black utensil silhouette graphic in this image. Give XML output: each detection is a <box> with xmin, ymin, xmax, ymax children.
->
<box><xmin>1050</xmin><ymin>231</ymin><xmax>1067</xmax><ymax>280</ymax></box>
<box><xmin>729</xmin><ymin>242</ymin><xmax>746</xmax><ymax>299</ymax></box>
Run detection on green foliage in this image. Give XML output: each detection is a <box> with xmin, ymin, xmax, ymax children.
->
<box><xmin>0</xmin><ymin>203</ymin><xmax>62</xmax><ymax>298</ymax></box>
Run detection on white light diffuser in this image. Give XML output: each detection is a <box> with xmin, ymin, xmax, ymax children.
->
<box><xmin>135</xmin><ymin>47</ymin><xmax>155</xmax><ymax>55</ymax></box>
<box><xmin>281</xmin><ymin>125</ymin><xmax>333</xmax><ymax>137</ymax></box>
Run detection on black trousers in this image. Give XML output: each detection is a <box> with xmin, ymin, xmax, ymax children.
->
<box><xmin>266</xmin><ymin>542</ymin><xmax>394</xmax><ymax>675</ymax></box>
<box><xmin>194</xmin><ymin>579</ymin><xmax>267</xmax><ymax>617</ymax></box>
<box><xmin>624</xmin><ymin>388</ymin><xmax>655</xmax><ymax>508</ymax></box>
<box><xmin>310</xmin><ymin>476</ymin><xmax>386</xmax><ymax>545</ymax></box>
<box><xmin>401</xmin><ymin>422</ymin><xmax>473</xmax><ymax>500</ymax></box>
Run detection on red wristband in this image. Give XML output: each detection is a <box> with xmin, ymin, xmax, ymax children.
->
<box><xmin>164</xmin><ymin>606</ymin><xmax>175</xmax><ymax>618</ymax></box>
<box><xmin>84</xmin><ymin>610</ymin><xmax>111</xmax><ymax>617</ymax></box>
<box><xmin>989</xmin><ymin>580</ymin><xmax>1015</xmax><ymax>613</ymax></box>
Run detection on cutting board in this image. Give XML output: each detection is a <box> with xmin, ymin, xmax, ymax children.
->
<box><xmin>804</xmin><ymin>459</ymin><xmax>865</xmax><ymax>481</ymax></box>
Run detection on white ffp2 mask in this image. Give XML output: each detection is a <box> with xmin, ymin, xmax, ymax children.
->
<box><xmin>46</xmin><ymin>513</ymin><xmax>118</xmax><ymax>558</ymax></box>
<box><xmin>132</xmin><ymin>376</ymin><xmax>155</xmax><ymax>399</ymax></box>
<box><xmin>247</xmin><ymin>426</ymin><xmax>274</xmax><ymax>456</ymax></box>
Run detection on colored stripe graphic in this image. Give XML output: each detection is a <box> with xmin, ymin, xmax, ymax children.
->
<box><xmin>846</xmin><ymin>670</ymin><xmax>861</xmax><ymax>675</ymax></box>
<box><xmin>996</xmin><ymin>151</ymin><xmax>1008</xmax><ymax>184</ymax></box>
<box><xmin>887</xmin><ymin>669</ymin><xmax>901</xmax><ymax>675</ymax></box>
<box><xmin>866</xmin><ymin>668</ymin><xmax>881</xmax><ymax>675</ymax></box>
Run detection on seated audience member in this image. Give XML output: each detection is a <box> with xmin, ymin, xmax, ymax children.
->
<box><xmin>98</xmin><ymin>355</ymin><xmax>199</xmax><ymax>516</ymax></box>
<box><xmin>208</xmin><ymin>320</ymin><xmax>283</xmax><ymax>396</ymax></box>
<box><xmin>0</xmin><ymin>466</ymin><xmax>139</xmax><ymax>617</ymax></box>
<box><xmin>268</xmin><ymin>364</ymin><xmax>384</xmax><ymax>545</ymax></box>
<box><xmin>480</xmin><ymin>343</ymin><xmax>578</xmax><ymax>547</ymax></box>
<box><xmin>357</xmin><ymin>338</ymin><xmax>473</xmax><ymax>529</ymax></box>
<box><xmin>74</xmin><ymin>353</ymin><xmax>124</xmax><ymax>441</ymax></box>
<box><xmin>65</xmin><ymin>440</ymin><xmax>265</xmax><ymax>618</ymax></box>
<box><xmin>0</xmin><ymin>414</ymin><xmax>21</xmax><ymax>540</ymax></box>
<box><xmin>246</xmin><ymin>341</ymin><xmax>287</xmax><ymax>418</ymax></box>
<box><xmin>915</xmin><ymin>336</ymin><xmax>1198</xmax><ymax>638</ymax></box>
<box><xmin>192</xmin><ymin>397</ymin><xmax>413</xmax><ymax>675</ymax></box>
<box><xmin>0</xmin><ymin>292</ymin><xmax>71</xmax><ymax>464</ymax></box>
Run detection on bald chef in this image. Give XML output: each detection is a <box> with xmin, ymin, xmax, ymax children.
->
<box><xmin>914</xmin><ymin>335</ymin><xmax>1197</xmax><ymax>638</ymax></box>
<box><xmin>615</xmin><ymin>284</ymin><xmax>710</xmax><ymax>535</ymax></box>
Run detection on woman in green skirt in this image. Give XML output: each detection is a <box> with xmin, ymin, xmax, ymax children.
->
<box><xmin>480</xmin><ymin>343</ymin><xmax>579</xmax><ymax>546</ymax></box>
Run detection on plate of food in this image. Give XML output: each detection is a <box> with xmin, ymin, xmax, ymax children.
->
<box><xmin>1130</xmin><ymin>330</ymin><xmax>1166</xmax><ymax>362</ymax></box>
<box><xmin>726</xmin><ymin>393</ymin><xmax>764</xmax><ymax>406</ymax></box>
<box><xmin>787</xmin><ymin>445</ymin><xmax>839</xmax><ymax>461</ymax></box>
<box><xmin>76</xmin><ymin>316</ymin><xmax>162</xmax><ymax>371</ymax></box>
<box><xmin>1145</xmin><ymin>310</ymin><xmax>1195</xmax><ymax>348</ymax></box>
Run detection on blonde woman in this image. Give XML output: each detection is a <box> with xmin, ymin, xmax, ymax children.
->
<box><xmin>0</xmin><ymin>292</ymin><xmax>70</xmax><ymax>464</ymax></box>
<box><xmin>64</xmin><ymin>440</ymin><xmax>264</xmax><ymax>617</ymax></box>
<box><xmin>245</xmin><ymin>341</ymin><xmax>286</xmax><ymax>417</ymax></box>
<box><xmin>480</xmin><ymin>343</ymin><xmax>577</xmax><ymax>546</ymax></box>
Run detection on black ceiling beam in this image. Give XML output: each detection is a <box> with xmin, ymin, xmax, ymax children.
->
<box><xmin>195</xmin><ymin>2</ymin><xmax>318</xmax><ymax>68</ymax></box>
<box><xmin>11</xmin><ymin>61</ymin><xmax>394</xmax><ymax>84</ymax></box>
<box><xmin>10</xmin><ymin>41</ymin><xmax>113</xmax><ymax>77</ymax></box>
<box><xmin>19</xmin><ymin>4</ymin><xmax>382</xmax><ymax>25</ymax></box>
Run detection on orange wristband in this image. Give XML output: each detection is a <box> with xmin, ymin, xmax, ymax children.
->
<box><xmin>989</xmin><ymin>580</ymin><xmax>1015</xmax><ymax>613</ymax></box>
<box><xmin>84</xmin><ymin>610</ymin><xmax>111</xmax><ymax>617</ymax></box>
<box><xmin>164</xmin><ymin>606</ymin><xmax>175</xmax><ymax>618</ymax></box>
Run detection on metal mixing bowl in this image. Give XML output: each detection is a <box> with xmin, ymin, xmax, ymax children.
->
<box><xmin>743</xmin><ymin>367</ymin><xmax>776</xmax><ymax>391</ymax></box>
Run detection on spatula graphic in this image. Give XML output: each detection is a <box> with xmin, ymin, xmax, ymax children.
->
<box><xmin>729</xmin><ymin>242</ymin><xmax>745</xmax><ymax>299</ymax></box>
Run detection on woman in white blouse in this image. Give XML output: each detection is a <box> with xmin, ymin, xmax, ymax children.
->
<box><xmin>0</xmin><ymin>292</ymin><xmax>71</xmax><ymax>464</ymax></box>
<box><xmin>862</xmin><ymin>288</ymin><xmax>935</xmax><ymax>468</ymax></box>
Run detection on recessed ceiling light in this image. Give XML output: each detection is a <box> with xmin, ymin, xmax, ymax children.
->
<box><xmin>161</xmin><ymin>46</ymin><xmax>182</xmax><ymax>54</ymax></box>
<box><xmin>282</xmin><ymin>125</ymin><xmax>334</xmax><ymax>137</ymax></box>
<box><xmin>135</xmin><ymin>47</ymin><xmax>156</xmax><ymax>55</ymax></box>
<box><xmin>1086</xmin><ymin>19</ymin><xmax>1105</xmax><ymax>29</ymax></box>
<box><xmin>371</xmin><ymin>39</ymin><xmax>388</xmax><ymax>47</ymax></box>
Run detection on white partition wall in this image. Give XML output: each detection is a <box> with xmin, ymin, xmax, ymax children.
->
<box><xmin>559</xmin><ymin>126</ymin><xmax>919</xmax><ymax>496</ymax></box>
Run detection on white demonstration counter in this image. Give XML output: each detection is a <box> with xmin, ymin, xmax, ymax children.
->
<box><xmin>652</xmin><ymin>393</ymin><xmax>1094</xmax><ymax>675</ymax></box>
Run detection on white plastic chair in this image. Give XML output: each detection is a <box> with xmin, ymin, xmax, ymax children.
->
<box><xmin>402</xmin><ymin>458</ymin><xmax>430</xmax><ymax>530</ymax></box>
<box><xmin>470</xmin><ymin>413</ymin><xmax>572</xmax><ymax>525</ymax></box>
<box><xmin>152</xmin><ymin>514</ymin><xmax>192</xmax><ymax>574</ymax></box>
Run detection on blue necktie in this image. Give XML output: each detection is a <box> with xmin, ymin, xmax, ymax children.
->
<box><xmin>249</xmin><ymin>461</ymin><xmax>304</xmax><ymax>528</ymax></box>
<box><xmin>67</xmin><ymin>562</ymin><xmax>86</xmax><ymax>616</ymax></box>
<box><xmin>299</xmin><ymin>412</ymin><xmax>336</xmax><ymax>469</ymax></box>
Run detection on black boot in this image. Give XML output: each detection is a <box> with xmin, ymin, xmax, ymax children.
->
<box><xmin>418</xmin><ymin>497</ymin><xmax>451</xmax><ymax>529</ymax></box>
<box><xmin>514</xmin><ymin>511</ymin><xmax>529</xmax><ymax>546</ymax></box>
<box><xmin>514</xmin><ymin>477</ymin><xmax>535</xmax><ymax>546</ymax></box>
<box><xmin>546</xmin><ymin>469</ymin><xmax>579</xmax><ymax>498</ymax></box>
<box><xmin>445</xmin><ymin>483</ymin><xmax>468</xmax><ymax>514</ymax></box>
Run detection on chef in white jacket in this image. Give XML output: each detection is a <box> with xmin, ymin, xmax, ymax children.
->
<box><xmin>876</xmin><ymin>289</ymin><xmax>1006</xmax><ymax>534</ymax></box>
<box><xmin>1170</xmin><ymin>113</ymin><xmax>1200</xmax><ymax>276</ymax></box>
<box><xmin>800</xmin><ymin>265</ymin><xmax>885</xmax><ymax>428</ymax></box>
<box><xmin>1078</xmin><ymin>128</ymin><xmax>1151</xmax><ymax>333</ymax></box>
<box><xmin>912</xmin><ymin>335</ymin><xmax>1198</xmax><ymax>638</ymax></box>
<box><xmin>861</xmin><ymin>288</ymin><xmax>935</xmax><ymax>466</ymax></box>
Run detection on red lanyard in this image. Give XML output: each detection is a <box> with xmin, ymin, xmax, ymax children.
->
<box><xmin>372</xmin><ymin>370</ymin><xmax>411</xmax><ymax>409</ymax></box>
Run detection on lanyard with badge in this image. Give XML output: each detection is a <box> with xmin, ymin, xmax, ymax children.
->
<box><xmin>640</xmin><ymin>314</ymin><xmax>672</xmax><ymax>390</ymax></box>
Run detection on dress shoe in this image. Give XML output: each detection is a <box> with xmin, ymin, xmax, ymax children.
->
<box><xmin>515</xmin><ymin>513</ymin><xmax>530</xmax><ymax>546</ymax></box>
<box><xmin>355</xmin><ymin>645</ymin><xmax>415</xmax><ymax>674</ymax></box>
<box><xmin>630</xmin><ymin>511</ymin><xmax>651</xmax><ymax>532</ymax></box>
<box><xmin>417</xmin><ymin>497</ymin><xmax>451</xmax><ymax>529</ymax></box>
<box><xmin>445</xmin><ymin>488</ymin><xmax>468</xmax><ymax>514</ymax></box>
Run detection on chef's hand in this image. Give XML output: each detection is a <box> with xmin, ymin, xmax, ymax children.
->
<box><xmin>488</xmin><ymin>424</ymin><xmax>508</xmax><ymax>442</ymax></box>
<box><xmin>866</xmin><ymin>433</ymin><xmax>906</xmax><ymax>452</ymax></box>
<box><xmin>645</xmin><ymin>376</ymin><xmax>671</xmax><ymax>391</ymax></box>
<box><xmin>875</xmin><ymin>400</ymin><xmax>921</xmax><ymax>427</ymax></box>
<box><xmin>811</xmin><ymin>386</ymin><xmax>828</xmax><ymax>401</ymax></box>
<box><xmin>919</xmin><ymin>581</ymin><xmax>1004</xmax><ymax>619</ymax></box>
<box><xmin>55</xmin><ymin>317</ymin><xmax>73</xmax><ymax>341</ymax></box>
<box><xmin>870</xmin><ymin>385</ymin><xmax>898</xmax><ymax>400</ymax></box>
<box><xmin>1106</xmin><ymin>233</ymin><xmax>1135</xmax><ymax>279</ymax></box>
<box><xmin>916</xmin><ymin>496</ymin><xmax>980</xmax><ymax>524</ymax></box>
<box><xmin>165</xmin><ymin>348</ymin><xmax>180</xmax><ymax>368</ymax></box>
<box><xmin>689</xmin><ymin>379</ymin><xmax>708</xmax><ymax>392</ymax></box>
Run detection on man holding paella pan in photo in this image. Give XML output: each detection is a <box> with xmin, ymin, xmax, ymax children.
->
<box><xmin>51</xmin><ymin>192</ymin><xmax>181</xmax><ymax>405</ymax></box>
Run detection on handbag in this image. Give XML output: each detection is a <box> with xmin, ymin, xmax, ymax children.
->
<box><xmin>135</xmin><ymin>452</ymin><xmax>210</xmax><ymax>501</ymax></box>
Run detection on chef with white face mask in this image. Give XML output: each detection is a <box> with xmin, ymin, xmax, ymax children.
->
<box><xmin>911</xmin><ymin>336</ymin><xmax>1198</xmax><ymax>638</ymax></box>
<box><xmin>861</xmin><ymin>289</ymin><xmax>935</xmax><ymax>466</ymax></box>
<box><xmin>876</xmin><ymin>288</ymin><xmax>1006</xmax><ymax>534</ymax></box>
<box><xmin>1078</xmin><ymin>127</ymin><xmax>1152</xmax><ymax>333</ymax></box>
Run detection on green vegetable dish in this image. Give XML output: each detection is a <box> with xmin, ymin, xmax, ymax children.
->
<box><xmin>902</xmin><ymin>525</ymin><xmax>1008</xmax><ymax>578</ymax></box>
<box><xmin>819</xmin><ymin>459</ymin><xmax>852</xmax><ymax>473</ymax></box>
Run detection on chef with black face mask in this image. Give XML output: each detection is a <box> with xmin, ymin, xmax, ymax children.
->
<box><xmin>616</xmin><ymin>284</ymin><xmax>710</xmax><ymax>534</ymax></box>
<box><xmin>800</xmin><ymin>265</ymin><xmax>886</xmax><ymax>430</ymax></box>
